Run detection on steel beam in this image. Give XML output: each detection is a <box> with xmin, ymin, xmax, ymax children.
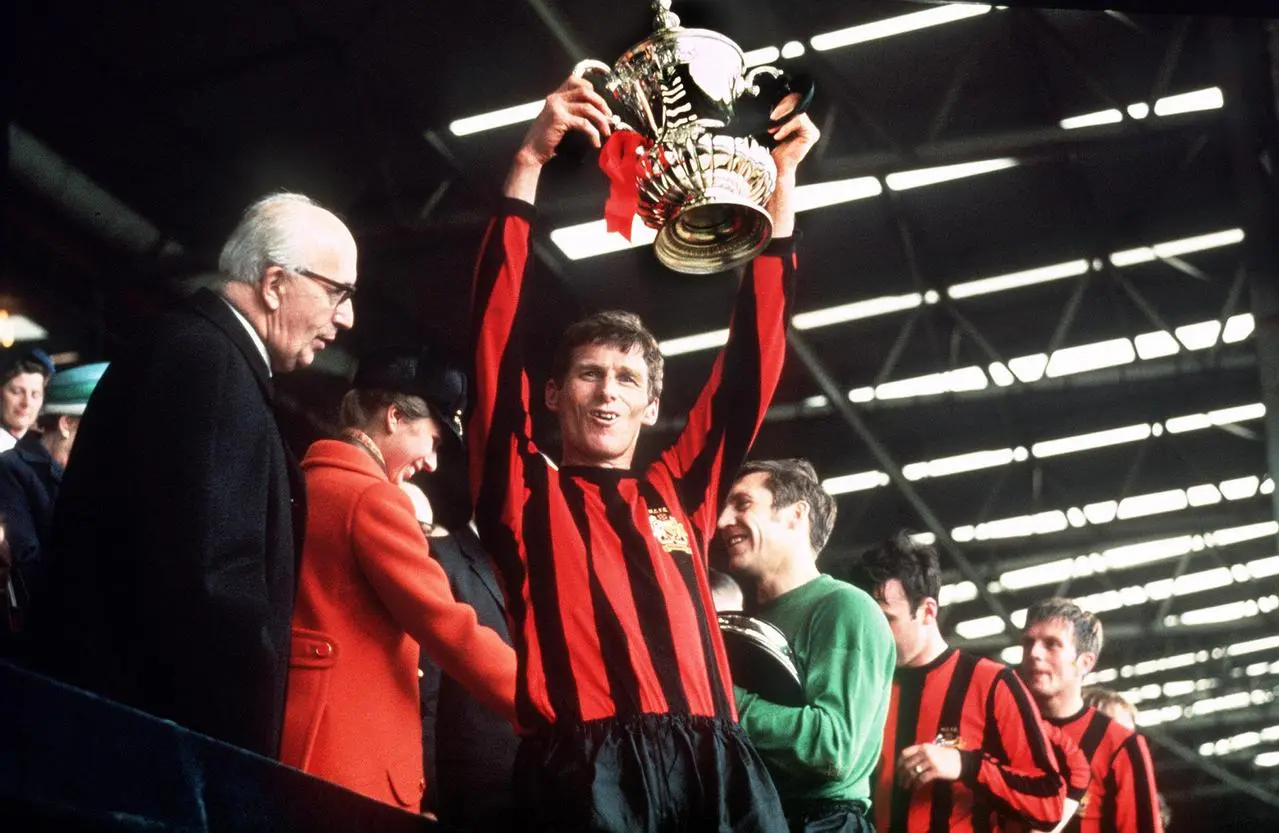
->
<box><xmin>1211</xmin><ymin>18</ymin><xmax>1279</xmax><ymax>540</ymax></box>
<box><xmin>787</xmin><ymin>329</ymin><xmax>1013</xmax><ymax>625</ymax></box>
<box><xmin>818</xmin><ymin>109</ymin><xmax>1222</xmax><ymax>181</ymax></box>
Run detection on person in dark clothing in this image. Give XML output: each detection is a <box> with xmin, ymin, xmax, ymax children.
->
<box><xmin>0</xmin><ymin>362</ymin><xmax>108</xmax><ymax>651</ymax></box>
<box><xmin>29</xmin><ymin>193</ymin><xmax>358</xmax><ymax>757</ymax></box>
<box><xmin>418</xmin><ymin>514</ymin><xmax>520</xmax><ymax>833</ymax></box>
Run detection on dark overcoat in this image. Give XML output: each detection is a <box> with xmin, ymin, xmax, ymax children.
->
<box><xmin>0</xmin><ymin>432</ymin><xmax>62</xmax><ymax>605</ymax></box>
<box><xmin>419</xmin><ymin>522</ymin><xmax>520</xmax><ymax>831</ymax></box>
<box><xmin>30</xmin><ymin>288</ymin><xmax>305</xmax><ymax>757</ymax></box>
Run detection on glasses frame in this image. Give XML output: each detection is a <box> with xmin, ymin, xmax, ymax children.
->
<box><xmin>281</xmin><ymin>264</ymin><xmax>357</xmax><ymax>306</ymax></box>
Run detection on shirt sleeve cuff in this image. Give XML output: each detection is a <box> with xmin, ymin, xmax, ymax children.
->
<box><xmin>762</xmin><ymin>228</ymin><xmax>801</xmax><ymax>257</ymax></box>
<box><xmin>958</xmin><ymin>749</ymin><xmax>982</xmax><ymax>784</ymax></box>
<box><xmin>498</xmin><ymin>196</ymin><xmax>538</xmax><ymax>221</ymax></box>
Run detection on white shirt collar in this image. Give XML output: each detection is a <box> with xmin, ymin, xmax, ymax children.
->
<box><xmin>218</xmin><ymin>294</ymin><xmax>272</xmax><ymax>377</ymax></box>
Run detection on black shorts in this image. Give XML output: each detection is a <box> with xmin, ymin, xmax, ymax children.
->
<box><xmin>514</xmin><ymin>713</ymin><xmax>787</xmax><ymax>833</ymax></box>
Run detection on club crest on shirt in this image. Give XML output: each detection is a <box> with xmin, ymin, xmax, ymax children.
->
<box><xmin>648</xmin><ymin>507</ymin><xmax>692</xmax><ymax>556</ymax></box>
<box><xmin>933</xmin><ymin>727</ymin><xmax>967</xmax><ymax>750</ymax></box>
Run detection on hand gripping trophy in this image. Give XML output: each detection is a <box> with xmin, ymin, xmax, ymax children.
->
<box><xmin>575</xmin><ymin>0</ymin><xmax>813</xmax><ymax>274</ymax></box>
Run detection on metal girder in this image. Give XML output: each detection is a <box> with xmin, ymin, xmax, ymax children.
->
<box><xmin>787</xmin><ymin>329</ymin><xmax>1014</xmax><ymax>626</ymax></box>
<box><xmin>523</xmin><ymin>0</ymin><xmax>589</xmax><ymax>62</ymax></box>
<box><xmin>957</xmin><ymin>615</ymin><xmax>1279</xmax><ymax>654</ymax></box>
<box><xmin>646</xmin><ymin>349</ymin><xmax>1257</xmax><ymax>433</ymax></box>
<box><xmin>1210</xmin><ymin>18</ymin><xmax>1279</xmax><ymax>540</ymax></box>
<box><xmin>818</xmin><ymin>108</ymin><xmax>1222</xmax><ymax>180</ymax></box>
<box><xmin>1145</xmin><ymin>725</ymin><xmax>1279</xmax><ymax>810</ymax></box>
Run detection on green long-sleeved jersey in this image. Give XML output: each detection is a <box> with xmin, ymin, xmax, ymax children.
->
<box><xmin>736</xmin><ymin>574</ymin><xmax>897</xmax><ymax>813</ymax></box>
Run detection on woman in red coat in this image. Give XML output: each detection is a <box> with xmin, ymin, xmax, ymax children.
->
<box><xmin>280</xmin><ymin>347</ymin><xmax>517</xmax><ymax>810</ymax></box>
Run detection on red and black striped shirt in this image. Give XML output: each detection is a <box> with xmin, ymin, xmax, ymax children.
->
<box><xmin>469</xmin><ymin>198</ymin><xmax>795</xmax><ymax>733</ymax></box>
<box><xmin>1006</xmin><ymin>722</ymin><xmax>1092</xmax><ymax>833</ymax></box>
<box><xmin>874</xmin><ymin>649</ymin><xmax>1066</xmax><ymax>832</ymax></box>
<box><xmin>1046</xmin><ymin>707</ymin><xmax>1162</xmax><ymax>833</ymax></box>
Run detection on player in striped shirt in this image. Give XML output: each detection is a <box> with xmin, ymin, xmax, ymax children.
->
<box><xmin>470</xmin><ymin>74</ymin><xmax>819</xmax><ymax>832</ymax></box>
<box><xmin>1019</xmin><ymin>599</ymin><xmax>1163</xmax><ymax>833</ymax></box>
<box><xmin>842</xmin><ymin>532</ymin><xmax>1067</xmax><ymax>832</ymax></box>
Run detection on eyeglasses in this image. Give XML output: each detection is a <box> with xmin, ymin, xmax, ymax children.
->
<box><xmin>285</xmin><ymin>265</ymin><xmax>357</xmax><ymax>306</ymax></box>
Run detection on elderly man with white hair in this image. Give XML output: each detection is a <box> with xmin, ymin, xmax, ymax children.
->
<box><xmin>31</xmin><ymin>193</ymin><xmax>357</xmax><ymax>757</ymax></box>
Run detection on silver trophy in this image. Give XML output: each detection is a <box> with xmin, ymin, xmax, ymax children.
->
<box><xmin>574</xmin><ymin>0</ymin><xmax>812</xmax><ymax>275</ymax></box>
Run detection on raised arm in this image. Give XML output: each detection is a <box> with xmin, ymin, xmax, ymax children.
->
<box><xmin>658</xmin><ymin>106</ymin><xmax>820</xmax><ymax>541</ymax></box>
<box><xmin>469</xmin><ymin>76</ymin><xmax>614</xmax><ymax>509</ymax></box>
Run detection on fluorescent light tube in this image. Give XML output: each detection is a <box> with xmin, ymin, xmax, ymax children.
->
<box><xmin>1154</xmin><ymin>87</ymin><xmax>1224</xmax><ymax>116</ymax></box>
<box><xmin>1220</xmin><ymin>475</ymin><xmax>1261</xmax><ymax>501</ymax></box>
<box><xmin>449</xmin><ymin>100</ymin><xmax>544</xmax><ymax>137</ymax></box>
<box><xmin>954</xmin><ymin>614</ymin><xmax>1006</xmax><ymax>640</ymax></box>
<box><xmin>810</xmin><ymin>4</ymin><xmax>992</xmax><ymax>51</ymax></box>
<box><xmin>792</xmin><ymin>177</ymin><xmax>883</xmax><ymax>211</ymax></box>
<box><xmin>1134</xmin><ymin>331</ymin><xmax>1180</xmax><ymax>360</ymax></box>
<box><xmin>1111</xmin><ymin>228</ymin><xmax>1244</xmax><ymax>267</ymax></box>
<box><xmin>1045</xmin><ymin>338</ymin><xmax>1135</xmax><ymax>378</ymax></box>
<box><xmin>780</xmin><ymin>41</ymin><xmax>806</xmax><ymax>59</ymax></box>
<box><xmin>1210</xmin><ymin>521</ymin><xmax>1278</xmax><ymax>547</ymax></box>
<box><xmin>743</xmin><ymin>46</ymin><xmax>780</xmax><ymax>66</ymax></box>
<box><xmin>885</xmin><ymin>158</ymin><xmax>1018</xmax><ymax>191</ymax></box>
<box><xmin>659</xmin><ymin>329</ymin><xmax>729</xmax><ymax>357</ymax></box>
<box><xmin>791</xmin><ymin>293</ymin><xmax>922</xmax><ymax>330</ymax></box>
<box><xmin>1223</xmin><ymin>313</ymin><xmax>1255</xmax><ymax>343</ymax></box>
<box><xmin>1032</xmin><ymin>423</ymin><xmax>1151</xmax><ymax>458</ymax></box>
<box><xmin>1116</xmin><ymin>488</ymin><xmax>1188</xmax><ymax>520</ymax></box>
<box><xmin>823</xmin><ymin>470</ymin><xmax>889</xmax><ymax>495</ymax></box>
<box><xmin>1103</xmin><ymin>536</ymin><xmax>1195</xmax><ymax>570</ymax></box>
<box><xmin>1060</xmin><ymin>109</ymin><xmax>1123</xmax><ymax>130</ymax></box>
<box><xmin>947</xmin><ymin>259</ymin><xmax>1089</xmax><ymax>300</ymax></box>
<box><xmin>550</xmin><ymin>217</ymin><xmax>656</xmax><ymax>261</ymax></box>
<box><xmin>939</xmin><ymin>580</ymin><xmax>976</xmax><ymax>605</ymax></box>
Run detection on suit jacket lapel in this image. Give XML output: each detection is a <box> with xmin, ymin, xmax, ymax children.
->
<box><xmin>453</xmin><ymin>526</ymin><xmax>506</xmax><ymax>612</ymax></box>
<box><xmin>188</xmin><ymin>288</ymin><xmax>274</xmax><ymax>402</ymax></box>
<box><xmin>188</xmin><ymin>287</ymin><xmax>308</xmax><ymax>562</ymax></box>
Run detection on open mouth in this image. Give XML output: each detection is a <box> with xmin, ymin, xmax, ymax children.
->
<box><xmin>722</xmin><ymin>532</ymin><xmax>749</xmax><ymax>549</ymax></box>
<box><xmin>589</xmin><ymin>409</ymin><xmax>618</xmax><ymax>423</ymax></box>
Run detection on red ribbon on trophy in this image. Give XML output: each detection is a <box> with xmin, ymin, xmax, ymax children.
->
<box><xmin>598</xmin><ymin>129</ymin><xmax>650</xmax><ymax>240</ymax></box>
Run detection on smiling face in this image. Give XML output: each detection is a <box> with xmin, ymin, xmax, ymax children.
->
<box><xmin>717</xmin><ymin>472</ymin><xmax>804</xmax><ymax>583</ymax></box>
<box><xmin>1019</xmin><ymin>618</ymin><xmax>1095</xmax><ymax>705</ymax></box>
<box><xmin>545</xmin><ymin>341</ymin><xmax>658</xmax><ymax>469</ymax></box>
<box><xmin>379</xmin><ymin>408</ymin><xmax>444</xmax><ymax>484</ymax></box>
<box><xmin>1</xmin><ymin>371</ymin><xmax>45</xmax><ymax>434</ymax></box>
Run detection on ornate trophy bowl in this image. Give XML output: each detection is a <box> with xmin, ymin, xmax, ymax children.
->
<box><xmin>575</xmin><ymin>1</ymin><xmax>810</xmax><ymax>274</ymax></box>
<box><xmin>718</xmin><ymin>611</ymin><xmax>805</xmax><ymax>706</ymax></box>
<box><xmin>637</xmin><ymin>133</ymin><xmax>776</xmax><ymax>275</ymax></box>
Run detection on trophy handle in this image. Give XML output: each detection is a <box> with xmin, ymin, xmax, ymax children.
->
<box><xmin>743</xmin><ymin>68</ymin><xmax>816</xmax><ymax>147</ymax></box>
<box><xmin>572</xmin><ymin>59</ymin><xmax>642</xmax><ymax>134</ymax></box>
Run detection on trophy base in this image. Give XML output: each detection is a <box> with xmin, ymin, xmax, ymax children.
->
<box><xmin>655</xmin><ymin>193</ymin><xmax>773</xmax><ymax>275</ymax></box>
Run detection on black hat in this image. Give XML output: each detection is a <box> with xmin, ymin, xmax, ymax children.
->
<box><xmin>352</xmin><ymin>345</ymin><xmax>467</xmax><ymax>441</ymax></box>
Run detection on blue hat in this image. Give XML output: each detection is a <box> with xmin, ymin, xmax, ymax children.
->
<box><xmin>352</xmin><ymin>346</ymin><xmax>467</xmax><ymax>441</ymax></box>
<box><xmin>24</xmin><ymin>348</ymin><xmax>56</xmax><ymax>379</ymax></box>
<box><xmin>43</xmin><ymin>362</ymin><xmax>109</xmax><ymax>416</ymax></box>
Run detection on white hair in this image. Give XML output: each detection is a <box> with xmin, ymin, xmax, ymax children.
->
<box><xmin>216</xmin><ymin>192</ymin><xmax>352</xmax><ymax>286</ymax></box>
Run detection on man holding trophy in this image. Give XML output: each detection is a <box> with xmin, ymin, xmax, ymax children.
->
<box><xmin>467</xmin><ymin>9</ymin><xmax>819</xmax><ymax>827</ymax></box>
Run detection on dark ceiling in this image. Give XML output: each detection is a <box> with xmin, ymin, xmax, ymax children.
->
<box><xmin>6</xmin><ymin>0</ymin><xmax>1279</xmax><ymax>824</ymax></box>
